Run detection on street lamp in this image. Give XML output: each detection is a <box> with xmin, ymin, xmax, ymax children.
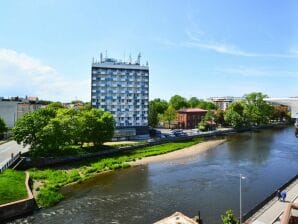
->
<box><xmin>240</xmin><ymin>174</ymin><xmax>246</xmax><ymax>224</ymax></box>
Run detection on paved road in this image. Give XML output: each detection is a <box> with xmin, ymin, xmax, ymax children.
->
<box><xmin>0</xmin><ymin>141</ymin><xmax>29</xmax><ymax>165</ymax></box>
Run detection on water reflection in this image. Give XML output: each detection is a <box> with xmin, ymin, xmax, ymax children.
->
<box><xmin>9</xmin><ymin>127</ymin><xmax>298</xmax><ymax>224</ymax></box>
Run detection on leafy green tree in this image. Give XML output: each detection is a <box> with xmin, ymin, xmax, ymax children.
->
<box><xmin>169</xmin><ymin>95</ymin><xmax>189</xmax><ymax>110</ymax></box>
<box><xmin>148</xmin><ymin>101</ymin><xmax>159</xmax><ymax>127</ymax></box>
<box><xmin>13</xmin><ymin>108</ymin><xmax>57</xmax><ymax>152</ymax></box>
<box><xmin>197</xmin><ymin>110</ymin><xmax>215</xmax><ymax>131</ymax></box>
<box><xmin>13</xmin><ymin>107</ymin><xmax>115</xmax><ymax>155</ymax></box>
<box><xmin>40</xmin><ymin>108</ymin><xmax>79</xmax><ymax>153</ymax></box>
<box><xmin>188</xmin><ymin>97</ymin><xmax>200</xmax><ymax>108</ymax></box>
<box><xmin>224</xmin><ymin>102</ymin><xmax>249</xmax><ymax>129</ymax></box>
<box><xmin>197</xmin><ymin>100</ymin><xmax>217</xmax><ymax>110</ymax></box>
<box><xmin>243</xmin><ymin>92</ymin><xmax>273</xmax><ymax>126</ymax></box>
<box><xmin>0</xmin><ymin>117</ymin><xmax>8</xmax><ymax>139</ymax></box>
<box><xmin>162</xmin><ymin>106</ymin><xmax>177</xmax><ymax>128</ymax></box>
<box><xmin>150</xmin><ymin>98</ymin><xmax>169</xmax><ymax>114</ymax></box>
<box><xmin>78</xmin><ymin>109</ymin><xmax>115</xmax><ymax>146</ymax></box>
<box><xmin>221</xmin><ymin>210</ymin><xmax>239</xmax><ymax>224</ymax></box>
<box><xmin>214</xmin><ymin>109</ymin><xmax>226</xmax><ymax>126</ymax></box>
<box><xmin>46</xmin><ymin>102</ymin><xmax>64</xmax><ymax>110</ymax></box>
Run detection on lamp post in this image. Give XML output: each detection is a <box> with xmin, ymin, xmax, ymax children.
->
<box><xmin>240</xmin><ymin>174</ymin><xmax>246</xmax><ymax>224</ymax></box>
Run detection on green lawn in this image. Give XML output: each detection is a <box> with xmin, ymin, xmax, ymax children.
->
<box><xmin>30</xmin><ymin>138</ymin><xmax>203</xmax><ymax>207</ymax></box>
<box><xmin>0</xmin><ymin>169</ymin><xmax>28</xmax><ymax>205</ymax></box>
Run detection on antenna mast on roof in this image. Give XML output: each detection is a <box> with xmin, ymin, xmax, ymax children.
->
<box><xmin>137</xmin><ymin>52</ymin><xmax>141</xmax><ymax>65</ymax></box>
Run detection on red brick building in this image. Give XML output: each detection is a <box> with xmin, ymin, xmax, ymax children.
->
<box><xmin>177</xmin><ymin>108</ymin><xmax>208</xmax><ymax>129</ymax></box>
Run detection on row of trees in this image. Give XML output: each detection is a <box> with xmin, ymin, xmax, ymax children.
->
<box><xmin>13</xmin><ymin>103</ymin><xmax>115</xmax><ymax>155</ymax></box>
<box><xmin>149</xmin><ymin>92</ymin><xmax>291</xmax><ymax>129</ymax></box>
<box><xmin>149</xmin><ymin>95</ymin><xmax>217</xmax><ymax>127</ymax></box>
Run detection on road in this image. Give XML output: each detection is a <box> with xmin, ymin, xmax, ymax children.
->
<box><xmin>0</xmin><ymin>141</ymin><xmax>29</xmax><ymax>165</ymax></box>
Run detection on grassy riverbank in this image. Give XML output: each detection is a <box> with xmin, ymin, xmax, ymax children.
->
<box><xmin>0</xmin><ymin>169</ymin><xmax>27</xmax><ymax>205</ymax></box>
<box><xmin>30</xmin><ymin>138</ymin><xmax>203</xmax><ymax>207</ymax></box>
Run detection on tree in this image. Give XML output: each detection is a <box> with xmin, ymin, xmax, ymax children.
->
<box><xmin>224</xmin><ymin>102</ymin><xmax>249</xmax><ymax>129</ymax></box>
<box><xmin>162</xmin><ymin>106</ymin><xmax>177</xmax><ymax>128</ymax></box>
<box><xmin>169</xmin><ymin>95</ymin><xmax>189</xmax><ymax>110</ymax></box>
<box><xmin>0</xmin><ymin>117</ymin><xmax>8</xmax><ymax>139</ymax></box>
<box><xmin>272</xmin><ymin>105</ymin><xmax>289</xmax><ymax>122</ymax></box>
<box><xmin>13</xmin><ymin>106</ymin><xmax>115</xmax><ymax>155</ymax></box>
<box><xmin>188</xmin><ymin>97</ymin><xmax>200</xmax><ymax>108</ymax></box>
<box><xmin>148</xmin><ymin>101</ymin><xmax>159</xmax><ymax>127</ymax></box>
<box><xmin>13</xmin><ymin>107</ymin><xmax>57</xmax><ymax>152</ymax></box>
<box><xmin>78</xmin><ymin>109</ymin><xmax>115</xmax><ymax>146</ymax></box>
<box><xmin>221</xmin><ymin>210</ymin><xmax>239</xmax><ymax>224</ymax></box>
<box><xmin>46</xmin><ymin>102</ymin><xmax>64</xmax><ymax>110</ymax></box>
<box><xmin>197</xmin><ymin>100</ymin><xmax>217</xmax><ymax>110</ymax></box>
<box><xmin>150</xmin><ymin>98</ymin><xmax>169</xmax><ymax>114</ymax></box>
<box><xmin>214</xmin><ymin>109</ymin><xmax>226</xmax><ymax>126</ymax></box>
<box><xmin>243</xmin><ymin>92</ymin><xmax>274</xmax><ymax>126</ymax></box>
<box><xmin>197</xmin><ymin>110</ymin><xmax>215</xmax><ymax>131</ymax></box>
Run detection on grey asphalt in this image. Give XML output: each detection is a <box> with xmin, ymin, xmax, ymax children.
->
<box><xmin>0</xmin><ymin>141</ymin><xmax>29</xmax><ymax>165</ymax></box>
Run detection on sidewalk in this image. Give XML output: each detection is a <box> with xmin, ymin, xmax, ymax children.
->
<box><xmin>250</xmin><ymin>179</ymin><xmax>298</xmax><ymax>224</ymax></box>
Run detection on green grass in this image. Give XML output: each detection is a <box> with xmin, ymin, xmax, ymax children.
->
<box><xmin>30</xmin><ymin>138</ymin><xmax>202</xmax><ymax>207</ymax></box>
<box><xmin>0</xmin><ymin>169</ymin><xmax>28</xmax><ymax>205</ymax></box>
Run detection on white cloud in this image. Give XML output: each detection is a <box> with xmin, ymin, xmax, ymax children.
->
<box><xmin>0</xmin><ymin>48</ymin><xmax>90</xmax><ymax>102</ymax></box>
<box><xmin>218</xmin><ymin>66</ymin><xmax>298</xmax><ymax>78</ymax></box>
<box><xmin>184</xmin><ymin>30</ymin><xmax>298</xmax><ymax>58</ymax></box>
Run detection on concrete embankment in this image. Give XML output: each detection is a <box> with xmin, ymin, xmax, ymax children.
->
<box><xmin>0</xmin><ymin>172</ymin><xmax>36</xmax><ymax>222</ymax></box>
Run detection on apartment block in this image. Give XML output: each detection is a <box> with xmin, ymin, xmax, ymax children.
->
<box><xmin>91</xmin><ymin>54</ymin><xmax>149</xmax><ymax>139</ymax></box>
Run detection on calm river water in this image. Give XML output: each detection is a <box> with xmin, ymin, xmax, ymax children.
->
<box><xmin>10</xmin><ymin>127</ymin><xmax>298</xmax><ymax>224</ymax></box>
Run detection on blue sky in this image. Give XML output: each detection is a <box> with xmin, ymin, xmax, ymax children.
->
<box><xmin>0</xmin><ymin>0</ymin><xmax>297</xmax><ymax>102</ymax></box>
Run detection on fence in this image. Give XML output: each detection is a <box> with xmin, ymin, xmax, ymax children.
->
<box><xmin>0</xmin><ymin>152</ymin><xmax>21</xmax><ymax>173</ymax></box>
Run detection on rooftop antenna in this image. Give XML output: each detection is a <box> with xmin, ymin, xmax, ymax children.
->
<box><xmin>123</xmin><ymin>51</ymin><xmax>126</xmax><ymax>63</ymax></box>
<box><xmin>100</xmin><ymin>53</ymin><xmax>103</xmax><ymax>63</ymax></box>
<box><xmin>92</xmin><ymin>57</ymin><xmax>94</xmax><ymax>63</ymax></box>
<box><xmin>105</xmin><ymin>50</ymin><xmax>107</xmax><ymax>59</ymax></box>
<box><xmin>146</xmin><ymin>61</ymin><xmax>149</xmax><ymax>66</ymax></box>
<box><xmin>137</xmin><ymin>52</ymin><xmax>141</xmax><ymax>65</ymax></box>
<box><xmin>129</xmin><ymin>54</ymin><xmax>132</xmax><ymax>64</ymax></box>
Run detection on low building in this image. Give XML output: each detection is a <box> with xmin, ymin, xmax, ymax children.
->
<box><xmin>0</xmin><ymin>96</ymin><xmax>43</xmax><ymax>128</ymax></box>
<box><xmin>177</xmin><ymin>108</ymin><xmax>207</xmax><ymax>129</ymax></box>
<box><xmin>207</xmin><ymin>96</ymin><xmax>242</xmax><ymax>111</ymax></box>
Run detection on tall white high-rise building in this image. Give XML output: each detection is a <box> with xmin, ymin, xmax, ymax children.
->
<box><xmin>91</xmin><ymin>53</ymin><xmax>149</xmax><ymax>139</ymax></box>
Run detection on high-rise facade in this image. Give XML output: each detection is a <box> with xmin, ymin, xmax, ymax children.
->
<box><xmin>91</xmin><ymin>54</ymin><xmax>149</xmax><ymax>138</ymax></box>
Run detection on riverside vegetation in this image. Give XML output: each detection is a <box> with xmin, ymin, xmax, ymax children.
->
<box><xmin>0</xmin><ymin>170</ymin><xmax>27</xmax><ymax>204</ymax></box>
<box><xmin>29</xmin><ymin>138</ymin><xmax>202</xmax><ymax>207</ymax></box>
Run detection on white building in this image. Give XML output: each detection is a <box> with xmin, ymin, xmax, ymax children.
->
<box><xmin>91</xmin><ymin>53</ymin><xmax>149</xmax><ymax>139</ymax></box>
<box><xmin>0</xmin><ymin>97</ymin><xmax>43</xmax><ymax>128</ymax></box>
<box><xmin>208</xmin><ymin>96</ymin><xmax>242</xmax><ymax>111</ymax></box>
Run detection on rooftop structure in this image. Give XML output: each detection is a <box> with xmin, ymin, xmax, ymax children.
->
<box><xmin>91</xmin><ymin>53</ymin><xmax>149</xmax><ymax>139</ymax></box>
<box><xmin>208</xmin><ymin>96</ymin><xmax>242</xmax><ymax>111</ymax></box>
<box><xmin>154</xmin><ymin>212</ymin><xmax>199</xmax><ymax>224</ymax></box>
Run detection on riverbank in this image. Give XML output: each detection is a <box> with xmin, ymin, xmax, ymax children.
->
<box><xmin>28</xmin><ymin>137</ymin><xmax>208</xmax><ymax>207</ymax></box>
<box><xmin>130</xmin><ymin>139</ymin><xmax>226</xmax><ymax>166</ymax></box>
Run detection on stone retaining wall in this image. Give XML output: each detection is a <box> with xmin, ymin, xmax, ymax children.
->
<box><xmin>0</xmin><ymin>171</ymin><xmax>36</xmax><ymax>222</ymax></box>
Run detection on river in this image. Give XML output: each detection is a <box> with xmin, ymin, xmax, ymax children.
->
<box><xmin>9</xmin><ymin>127</ymin><xmax>298</xmax><ymax>224</ymax></box>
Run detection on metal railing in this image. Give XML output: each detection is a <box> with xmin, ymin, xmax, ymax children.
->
<box><xmin>0</xmin><ymin>152</ymin><xmax>21</xmax><ymax>173</ymax></box>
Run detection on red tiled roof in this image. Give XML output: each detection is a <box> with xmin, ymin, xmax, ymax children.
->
<box><xmin>178</xmin><ymin>108</ymin><xmax>208</xmax><ymax>113</ymax></box>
